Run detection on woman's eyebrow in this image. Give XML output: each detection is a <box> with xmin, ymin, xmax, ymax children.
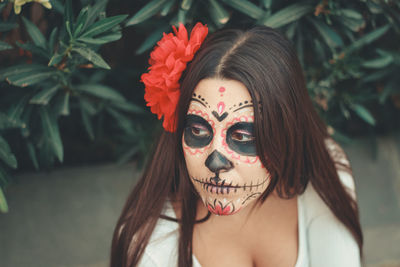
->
<box><xmin>232</xmin><ymin>104</ymin><xmax>253</xmax><ymax>113</ymax></box>
<box><xmin>190</xmin><ymin>97</ymin><xmax>207</xmax><ymax>108</ymax></box>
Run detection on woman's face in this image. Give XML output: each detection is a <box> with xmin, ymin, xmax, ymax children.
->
<box><xmin>182</xmin><ymin>78</ymin><xmax>271</xmax><ymax>215</ymax></box>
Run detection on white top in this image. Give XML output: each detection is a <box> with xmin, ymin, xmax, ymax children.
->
<box><xmin>138</xmin><ymin>170</ymin><xmax>361</xmax><ymax>267</ymax></box>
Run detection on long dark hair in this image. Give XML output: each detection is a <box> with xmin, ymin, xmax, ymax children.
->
<box><xmin>110</xmin><ymin>26</ymin><xmax>363</xmax><ymax>267</ymax></box>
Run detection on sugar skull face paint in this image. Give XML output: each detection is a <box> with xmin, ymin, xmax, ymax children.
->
<box><xmin>183</xmin><ymin>78</ymin><xmax>271</xmax><ymax>216</ymax></box>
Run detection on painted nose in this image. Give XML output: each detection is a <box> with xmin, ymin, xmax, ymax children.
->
<box><xmin>205</xmin><ymin>150</ymin><xmax>234</xmax><ymax>173</ymax></box>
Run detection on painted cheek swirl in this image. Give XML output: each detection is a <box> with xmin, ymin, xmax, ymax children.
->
<box><xmin>183</xmin><ymin>109</ymin><xmax>216</xmax><ymax>155</ymax></box>
<box><xmin>221</xmin><ymin>115</ymin><xmax>260</xmax><ymax>164</ymax></box>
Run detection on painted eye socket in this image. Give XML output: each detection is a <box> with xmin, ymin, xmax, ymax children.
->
<box><xmin>226</xmin><ymin>122</ymin><xmax>257</xmax><ymax>156</ymax></box>
<box><xmin>231</xmin><ymin>129</ymin><xmax>255</xmax><ymax>142</ymax></box>
<box><xmin>184</xmin><ymin>114</ymin><xmax>213</xmax><ymax>148</ymax></box>
<box><xmin>190</xmin><ymin>123</ymin><xmax>211</xmax><ymax>138</ymax></box>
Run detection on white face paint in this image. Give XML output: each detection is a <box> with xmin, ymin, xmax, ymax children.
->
<box><xmin>182</xmin><ymin>78</ymin><xmax>271</xmax><ymax>215</ymax></box>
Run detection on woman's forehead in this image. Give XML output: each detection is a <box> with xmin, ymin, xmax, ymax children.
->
<box><xmin>191</xmin><ymin>78</ymin><xmax>253</xmax><ymax>109</ymax></box>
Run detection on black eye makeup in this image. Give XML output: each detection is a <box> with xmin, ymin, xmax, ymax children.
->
<box><xmin>184</xmin><ymin>114</ymin><xmax>213</xmax><ymax>148</ymax></box>
<box><xmin>226</xmin><ymin>122</ymin><xmax>256</xmax><ymax>156</ymax></box>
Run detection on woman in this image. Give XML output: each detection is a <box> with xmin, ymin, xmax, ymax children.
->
<box><xmin>111</xmin><ymin>23</ymin><xmax>363</xmax><ymax>267</ymax></box>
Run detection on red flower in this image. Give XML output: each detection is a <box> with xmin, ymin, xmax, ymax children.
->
<box><xmin>141</xmin><ymin>22</ymin><xmax>208</xmax><ymax>132</ymax></box>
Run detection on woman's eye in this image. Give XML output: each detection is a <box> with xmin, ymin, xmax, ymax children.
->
<box><xmin>190</xmin><ymin>124</ymin><xmax>210</xmax><ymax>138</ymax></box>
<box><xmin>231</xmin><ymin>130</ymin><xmax>254</xmax><ymax>142</ymax></box>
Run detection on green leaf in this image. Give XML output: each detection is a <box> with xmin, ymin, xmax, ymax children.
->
<box><xmin>361</xmin><ymin>67</ymin><xmax>393</xmax><ymax>83</ymax></box>
<box><xmin>362</xmin><ymin>54</ymin><xmax>393</xmax><ymax>68</ymax></box>
<box><xmin>366</xmin><ymin>1</ymin><xmax>382</xmax><ymax>14</ymax></box>
<box><xmin>135</xmin><ymin>26</ymin><xmax>169</xmax><ymax>55</ymax></box>
<box><xmin>0</xmin><ymin>166</ymin><xmax>9</xmax><ymax>185</ymax></box>
<box><xmin>30</xmin><ymin>85</ymin><xmax>60</xmax><ymax>105</ymax></box>
<box><xmin>80</xmin><ymin>107</ymin><xmax>95</xmax><ymax>140</ymax></box>
<box><xmin>260</xmin><ymin>3</ymin><xmax>312</xmax><ymax>28</ymax></box>
<box><xmin>56</xmin><ymin>92</ymin><xmax>70</xmax><ymax>116</ymax></box>
<box><xmin>75</xmin><ymin>84</ymin><xmax>126</xmax><ymax>102</ymax></box>
<box><xmin>262</xmin><ymin>0</ymin><xmax>272</xmax><ymax>9</ymax></box>
<box><xmin>285</xmin><ymin>22</ymin><xmax>297</xmax><ymax>39</ymax></box>
<box><xmin>66</xmin><ymin>21</ymin><xmax>73</xmax><ymax>40</ymax></box>
<box><xmin>160</xmin><ymin>0</ymin><xmax>175</xmax><ymax>16</ymax></box>
<box><xmin>0</xmin><ymin>64</ymin><xmax>46</xmax><ymax>79</ymax></box>
<box><xmin>181</xmin><ymin>0</ymin><xmax>193</xmax><ymax>10</ymax></box>
<box><xmin>222</xmin><ymin>0</ymin><xmax>263</xmax><ymax>19</ymax></box>
<box><xmin>49</xmin><ymin>0</ymin><xmax>64</xmax><ymax>13</ymax></box>
<box><xmin>7</xmin><ymin>95</ymin><xmax>30</xmax><ymax>123</ymax></box>
<box><xmin>0</xmin><ymin>41</ymin><xmax>12</xmax><ymax>51</ymax></box>
<box><xmin>0</xmin><ymin>3</ymin><xmax>6</xmax><ymax>12</ymax></box>
<box><xmin>48</xmin><ymin>52</ymin><xmax>64</xmax><ymax>66</ymax></box>
<box><xmin>0</xmin><ymin>135</ymin><xmax>18</xmax><ymax>169</ymax></box>
<box><xmin>175</xmin><ymin>8</ymin><xmax>188</xmax><ymax>25</ymax></box>
<box><xmin>27</xmin><ymin>142</ymin><xmax>39</xmax><ymax>170</ymax></box>
<box><xmin>79</xmin><ymin>98</ymin><xmax>98</xmax><ymax>115</ymax></box>
<box><xmin>80</xmin><ymin>14</ymin><xmax>127</xmax><ymax>38</ymax></box>
<box><xmin>77</xmin><ymin>32</ymin><xmax>122</xmax><ymax>45</ymax></box>
<box><xmin>111</xmin><ymin>101</ymin><xmax>144</xmax><ymax>114</ymax></box>
<box><xmin>72</xmin><ymin>47</ymin><xmax>110</xmax><ymax>69</ymax></box>
<box><xmin>339</xmin><ymin>102</ymin><xmax>350</xmax><ymax>119</ymax></box>
<box><xmin>351</xmin><ymin>104</ymin><xmax>376</xmax><ymax>125</ymax></box>
<box><xmin>0</xmin><ymin>112</ymin><xmax>23</xmax><ymax>130</ymax></box>
<box><xmin>331</xmin><ymin>128</ymin><xmax>352</xmax><ymax>144</ymax></box>
<box><xmin>85</xmin><ymin>0</ymin><xmax>108</xmax><ymax>28</ymax></box>
<box><xmin>16</xmin><ymin>41</ymin><xmax>49</xmax><ymax>59</ymax></box>
<box><xmin>379</xmin><ymin>80</ymin><xmax>398</xmax><ymax>104</ymax></box>
<box><xmin>48</xmin><ymin>27</ymin><xmax>58</xmax><ymax>53</ymax></box>
<box><xmin>73</xmin><ymin>7</ymin><xmax>89</xmax><ymax>37</ymax></box>
<box><xmin>339</xmin><ymin>9</ymin><xmax>363</xmax><ymax>20</ymax></box>
<box><xmin>21</xmin><ymin>17</ymin><xmax>47</xmax><ymax>50</ymax></box>
<box><xmin>346</xmin><ymin>25</ymin><xmax>390</xmax><ymax>54</ymax></box>
<box><xmin>18</xmin><ymin>107</ymin><xmax>31</xmax><ymax>139</ymax></box>
<box><xmin>40</xmin><ymin>107</ymin><xmax>63</xmax><ymax>162</ymax></box>
<box><xmin>64</xmin><ymin>0</ymin><xmax>74</xmax><ymax>34</ymax></box>
<box><xmin>309</xmin><ymin>18</ymin><xmax>343</xmax><ymax>49</ymax></box>
<box><xmin>339</xmin><ymin>16</ymin><xmax>365</xmax><ymax>32</ymax></box>
<box><xmin>106</xmin><ymin>107</ymin><xmax>135</xmax><ymax>133</ymax></box>
<box><xmin>0</xmin><ymin>22</ymin><xmax>18</xmax><ymax>32</ymax></box>
<box><xmin>209</xmin><ymin>0</ymin><xmax>230</xmax><ymax>26</ymax></box>
<box><xmin>6</xmin><ymin>70</ymin><xmax>56</xmax><ymax>87</ymax></box>
<box><xmin>126</xmin><ymin>0</ymin><xmax>168</xmax><ymax>26</ymax></box>
<box><xmin>117</xmin><ymin>145</ymin><xmax>140</xmax><ymax>165</ymax></box>
<box><xmin>0</xmin><ymin>186</ymin><xmax>8</xmax><ymax>213</ymax></box>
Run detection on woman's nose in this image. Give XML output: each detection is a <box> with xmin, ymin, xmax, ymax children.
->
<box><xmin>205</xmin><ymin>150</ymin><xmax>233</xmax><ymax>173</ymax></box>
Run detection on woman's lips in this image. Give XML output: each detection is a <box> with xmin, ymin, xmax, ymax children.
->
<box><xmin>204</xmin><ymin>182</ymin><xmax>238</xmax><ymax>194</ymax></box>
<box><xmin>193</xmin><ymin>178</ymin><xmax>240</xmax><ymax>195</ymax></box>
<box><xmin>191</xmin><ymin>176</ymin><xmax>268</xmax><ymax>195</ymax></box>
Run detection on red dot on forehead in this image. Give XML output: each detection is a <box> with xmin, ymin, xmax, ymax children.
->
<box><xmin>218</xmin><ymin>86</ymin><xmax>226</xmax><ymax>93</ymax></box>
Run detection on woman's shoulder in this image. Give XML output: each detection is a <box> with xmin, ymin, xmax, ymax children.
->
<box><xmin>147</xmin><ymin>200</ymin><xmax>179</xmax><ymax>243</ymax></box>
<box><xmin>298</xmin><ymin>139</ymin><xmax>361</xmax><ymax>266</ymax></box>
<box><xmin>138</xmin><ymin>200</ymin><xmax>180</xmax><ymax>266</ymax></box>
<box><xmin>324</xmin><ymin>137</ymin><xmax>357</xmax><ymax>198</ymax></box>
<box><xmin>300</xmin><ymin>169</ymin><xmax>356</xmax><ymax>222</ymax></box>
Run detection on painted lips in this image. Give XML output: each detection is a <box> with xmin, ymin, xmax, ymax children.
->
<box><xmin>192</xmin><ymin>177</ymin><xmax>240</xmax><ymax>195</ymax></box>
<box><xmin>192</xmin><ymin>176</ymin><xmax>268</xmax><ymax>195</ymax></box>
<box><xmin>204</xmin><ymin>182</ymin><xmax>237</xmax><ymax>194</ymax></box>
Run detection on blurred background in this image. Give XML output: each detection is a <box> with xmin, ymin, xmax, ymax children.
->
<box><xmin>0</xmin><ymin>0</ymin><xmax>399</xmax><ymax>266</ymax></box>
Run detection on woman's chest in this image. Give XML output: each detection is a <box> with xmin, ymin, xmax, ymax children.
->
<box><xmin>192</xmin><ymin>198</ymin><xmax>299</xmax><ymax>267</ymax></box>
<box><xmin>192</xmin><ymin>233</ymin><xmax>298</xmax><ymax>267</ymax></box>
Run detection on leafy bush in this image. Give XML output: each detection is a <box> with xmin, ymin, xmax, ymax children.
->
<box><xmin>0</xmin><ymin>0</ymin><xmax>150</xmax><ymax>212</ymax></box>
<box><xmin>0</xmin><ymin>0</ymin><xmax>399</xmax><ymax>212</ymax></box>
